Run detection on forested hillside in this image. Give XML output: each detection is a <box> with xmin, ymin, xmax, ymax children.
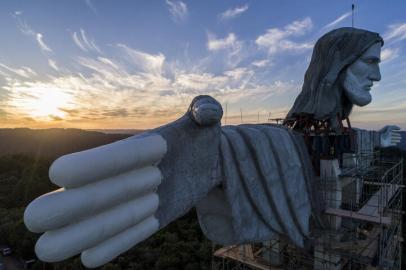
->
<box><xmin>0</xmin><ymin>128</ymin><xmax>133</xmax><ymax>159</ymax></box>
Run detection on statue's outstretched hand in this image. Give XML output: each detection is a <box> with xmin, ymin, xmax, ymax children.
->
<box><xmin>24</xmin><ymin>95</ymin><xmax>223</xmax><ymax>268</ymax></box>
<box><xmin>379</xmin><ymin>125</ymin><xmax>402</xmax><ymax>147</ymax></box>
<box><xmin>24</xmin><ymin>134</ymin><xmax>167</xmax><ymax>268</ymax></box>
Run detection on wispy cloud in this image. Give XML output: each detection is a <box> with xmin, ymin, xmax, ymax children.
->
<box><xmin>166</xmin><ymin>0</ymin><xmax>188</xmax><ymax>23</ymax></box>
<box><xmin>116</xmin><ymin>44</ymin><xmax>165</xmax><ymax>75</ymax></box>
<box><xmin>48</xmin><ymin>59</ymin><xmax>59</xmax><ymax>71</ymax></box>
<box><xmin>206</xmin><ymin>32</ymin><xmax>245</xmax><ymax>69</ymax></box>
<box><xmin>256</xmin><ymin>17</ymin><xmax>313</xmax><ymax>54</ymax></box>
<box><xmin>72</xmin><ymin>29</ymin><xmax>102</xmax><ymax>53</ymax></box>
<box><xmin>220</xmin><ymin>4</ymin><xmax>248</xmax><ymax>21</ymax></box>
<box><xmin>97</xmin><ymin>57</ymin><xmax>119</xmax><ymax>69</ymax></box>
<box><xmin>36</xmin><ymin>33</ymin><xmax>52</xmax><ymax>52</ymax></box>
<box><xmin>381</xmin><ymin>48</ymin><xmax>400</xmax><ymax>62</ymax></box>
<box><xmin>252</xmin><ymin>59</ymin><xmax>271</xmax><ymax>68</ymax></box>
<box><xmin>85</xmin><ymin>0</ymin><xmax>97</xmax><ymax>14</ymax></box>
<box><xmin>384</xmin><ymin>23</ymin><xmax>406</xmax><ymax>42</ymax></box>
<box><xmin>14</xmin><ymin>15</ymin><xmax>53</xmax><ymax>53</ymax></box>
<box><xmin>322</xmin><ymin>11</ymin><xmax>352</xmax><ymax>30</ymax></box>
<box><xmin>0</xmin><ymin>63</ymin><xmax>37</xmax><ymax>78</ymax></box>
<box><xmin>207</xmin><ymin>33</ymin><xmax>240</xmax><ymax>51</ymax></box>
<box><xmin>1</xmin><ymin>40</ymin><xmax>298</xmax><ymax>128</ymax></box>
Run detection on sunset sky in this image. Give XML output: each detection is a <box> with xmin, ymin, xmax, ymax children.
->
<box><xmin>0</xmin><ymin>0</ymin><xmax>405</xmax><ymax>130</ymax></box>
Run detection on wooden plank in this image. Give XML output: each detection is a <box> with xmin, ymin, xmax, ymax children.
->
<box><xmin>325</xmin><ymin>208</ymin><xmax>391</xmax><ymax>225</ymax></box>
<box><xmin>214</xmin><ymin>245</ymin><xmax>283</xmax><ymax>270</ymax></box>
<box><xmin>331</xmin><ymin>227</ymin><xmax>380</xmax><ymax>255</ymax></box>
<box><xmin>359</xmin><ymin>227</ymin><xmax>380</xmax><ymax>259</ymax></box>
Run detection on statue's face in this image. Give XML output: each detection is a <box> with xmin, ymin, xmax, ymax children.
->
<box><xmin>342</xmin><ymin>42</ymin><xmax>382</xmax><ymax>106</ymax></box>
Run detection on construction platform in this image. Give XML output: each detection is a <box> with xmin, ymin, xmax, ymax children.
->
<box><xmin>211</xmin><ymin>149</ymin><xmax>403</xmax><ymax>270</ymax></box>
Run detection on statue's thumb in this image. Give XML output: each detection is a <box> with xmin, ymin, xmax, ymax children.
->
<box><xmin>188</xmin><ymin>95</ymin><xmax>223</xmax><ymax>126</ymax></box>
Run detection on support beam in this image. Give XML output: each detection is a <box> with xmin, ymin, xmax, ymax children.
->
<box><xmin>325</xmin><ymin>208</ymin><xmax>391</xmax><ymax>225</ymax></box>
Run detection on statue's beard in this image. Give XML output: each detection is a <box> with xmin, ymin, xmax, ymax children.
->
<box><xmin>342</xmin><ymin>70</ymin><xmax>372</xmax><ymax>107</ymax></box>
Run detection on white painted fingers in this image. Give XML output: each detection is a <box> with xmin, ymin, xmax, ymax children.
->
<box><xmin>23</xmin><ymin>134</ymin><xmax>168</xmax><ymax>267</ymax></box>
<box><xmin>81</xmin><ymin>216</ymin><xmax>159</xmax><ymax>268</ymax></box>
<box><xmin>35</xmin><ymin>193</ymin><xmax>159</xmax><ymax>262</ymax></box>
<box><xmin>49</xmin><ymin>134</ymin><xmax>166</xmax><ymax>188</ymax></box>
<box><xmin>391</xmin><ymin>129</ymin><xmax>402</xmax><ymax>145</ymax></box>
<box><xmin>24</xmin><ymin>166</ymin><xmax>162</xmax><ymax>233</ymax></box>
<box><xmin>380</xmin><ymin>125</ymin><xmax>402</xmax><ymax>147</ymax></box>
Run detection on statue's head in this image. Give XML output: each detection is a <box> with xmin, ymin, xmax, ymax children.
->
<box><xmin>342</xmin><ymin>42</ymin><xmax>381</xmax><ymax>107</ymax></box>
<box><xmin>286</xmin><ymin>27</ymin><xmax>383</xmax><ymax>128</ymax></box>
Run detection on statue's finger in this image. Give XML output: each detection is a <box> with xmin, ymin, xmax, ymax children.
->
<box><xmin>81</xmin><ymin>216</ymin><xmax>159</xmax><ymax>268</ymax></box>
<box><xmin>391</xmin><ymin>137</ymin><xmax>401</xmax><ymax>142</ymax></box>
<box><xmin>34</xmin><ymin>193</ymin><xmax>158</xmax><ymax>262</ymax></box>
<box><xmin>49</xmin><ymin>134</ymin><xmax>166</xmax><ymax>188</ymax></box>
<box><xmin>24</xmin><ymin>166</ymin><xmax>161</xmax><ymax>232</ymax></box>
<box><xmin>391</xmin><ymin>133</ymin><xmax>402</xmax><ymax>138</ymax></box>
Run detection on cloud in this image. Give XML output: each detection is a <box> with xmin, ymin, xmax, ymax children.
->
<box><xmin>207</xmin><ymin>33</ymin><xmax>239</xmax><ymax>51</ymax></box>
<box><xmin>256</xmin><ymin>17</ymin><xmax>313</xmax><ymax>54</ymax></box>
<box><xmin>252</xmin><ymin>59</ymin><xmax>271</xmax><ymax>68</ymax></box>
<box><xmin>101</xmin><ymin>108</ymin><xmax>129</xmax><ymax>117</ymax></box>
<box><xmin>220</xmin><ymin>4</ymin><xmax>248</xmax><ymax>20</ymax></box>
<box><xmin>36</xmin><ymin>33</ymin><xmax>52</xmax><ymax>52</ymax></box>
<box><xmin>73</xmin><ymin>32</ymin><xmax>87</xmax><ymax>51</ymax></box>
<box><xmin>205</xmin><ymin>33</ymin><xmax>245</xmax><ymax>68</ymax></box>
<box><xmin>166</xmin><ymin>0</ymin><xmax>188</xmax><ymax>23</ymax></box>
<box><xmin>0</xmin><ymin>63</ymin><xmax>37</xmax><ymax>78</ymax></box>
<box><xmin>48</xmin><ymin>59</ymin><xmax>59</xmax><ymax>71</ymax></box>
<box><xmin>14</xmin><ymin>16</ymin><xmax>53</xmax><ymax>53</ymax></box>
<box><xmin>50</xmin><ymin>115</ymin><xmax>63</xmax><ymax>121</ymax></box>
<box><xmin>72</xmin><ymin>29</ymin><xmax>102</xmax><ymax>53</ymax></box>
<box><xmin>381</xmin><ymin>48</ymin><xmax>400</xmax><ymax>62</ymax></box>
<box><xmin>116</xmin><ymin>44</ymin><xmax>165</xmax><ymax>75</ymax></box>
<box><xmin>98</xmin><ymin>57</ymin><xmax>119</xmax><ymax>69</ymax></box>
<box><xmin>322</xmin><ymin>11</ymin><xmax>352</xmax><ymax>30</ymax></box>
<box><xmin>384</xmin><ymin>23</ymin><xmax>406</xmax><ymax>42</ymax></box>
<box><xmin>1</xmin><ymin>41</ymin><xmax>299</xmax><ymax>128</ymax></box>
<box><xmin>85</xmin><ymin>0</ymin><xmax>97</xmax><ymax>14</ymax></box>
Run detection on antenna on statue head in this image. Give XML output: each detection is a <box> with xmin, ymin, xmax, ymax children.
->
<box><xmin>352</xmin><ymin>4</ymin><xmax>355</xmax><ymax>27</ymax></box>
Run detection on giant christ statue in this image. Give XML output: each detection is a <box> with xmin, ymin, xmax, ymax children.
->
<box><xmin>24</xmin><ymin>27</ymin><xmax>401</xmax><ymax>268</ymax></box>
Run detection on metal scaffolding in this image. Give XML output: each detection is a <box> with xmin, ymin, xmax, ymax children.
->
<box><xmin>211</xmin><ymin>149</ymin><xmax>403</xmax><ymax>270</ymax></box>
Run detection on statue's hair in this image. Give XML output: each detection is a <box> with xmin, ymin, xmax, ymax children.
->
<box><xmin>286</xmin><ymin>27</ymin><xmax>383</xmax><ymax>126</ymax></box>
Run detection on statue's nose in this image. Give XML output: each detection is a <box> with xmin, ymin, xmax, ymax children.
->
<box><xmin>369</xmin><ymin>65</ymin><xmax>381</xmax><ymax>82</ymax></box>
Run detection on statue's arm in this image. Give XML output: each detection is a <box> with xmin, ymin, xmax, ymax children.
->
<box><xmin>24</xmin><ymin>95</ymin><xmax>223</xmax><ymax>268</ymax></box>
<box><xmin>352</xmin><ymin>125</ymin><xmax>401</xmax><ymax>152</ymax></box>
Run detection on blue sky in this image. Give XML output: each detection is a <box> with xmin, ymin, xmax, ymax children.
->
<box><xmin>0</xmin><ymin>0</ymin><xmax>405</xmax><ymax>129</ymax></box>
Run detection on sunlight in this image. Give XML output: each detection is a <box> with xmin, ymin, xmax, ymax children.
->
<box><xmin>9</xmin><ymin>84</ymin><xmax>74</xmax><ymax>120</ymax></box>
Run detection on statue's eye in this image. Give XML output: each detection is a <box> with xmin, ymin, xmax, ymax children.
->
<box><xmin>362</xmin><ymin>58</ymin><xmax>379</xmax><ymax>64</ymax></box>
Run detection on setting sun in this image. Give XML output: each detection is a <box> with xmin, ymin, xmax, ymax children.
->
<box><xmin>9</xmin><ymin>84</ymin><xmax>73</xmax><ymax>120</ymax></box>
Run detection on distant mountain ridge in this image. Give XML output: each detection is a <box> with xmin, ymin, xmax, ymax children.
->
<box><xmin>0</xmin><ymin>128</ymin><xmax>405</xmax><ymax>161</ymax></box>
<box><xmin>0</xmin><ymin>128</ymin><xmax>143</xmax><ymax>160</ymax></box>
<box><xmin>87</xmin><ymin>129</ymin><xmax>148</xmax><ymax>134</ymax></box>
